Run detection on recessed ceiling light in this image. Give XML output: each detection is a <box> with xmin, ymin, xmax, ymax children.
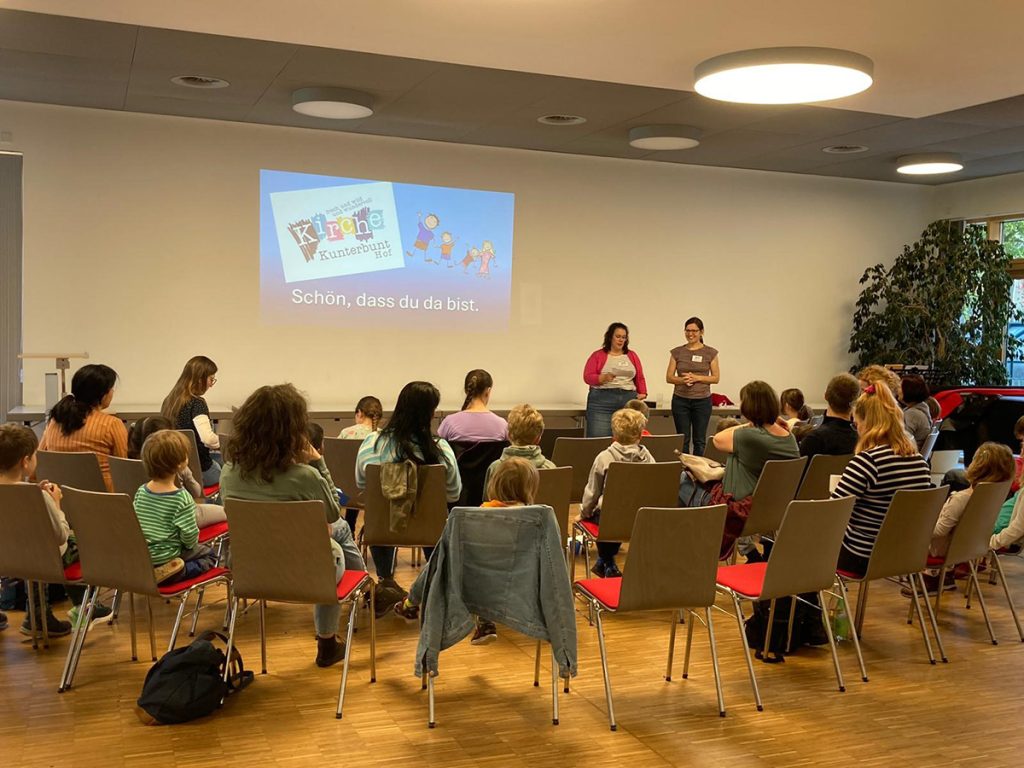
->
<box><xmin>628</xmin><ymin>125</ymin><xmax>702</xmax><ymax>151</ymax></box>
<box><xmin>694</xmin><ymin>47</ymin><xmax>873</xmax><ymax>104</ymax></box>
<box><xmin>292</xmin><ymin>87</ymin><xmax>374</xmax><ymax>120</ymax></box>
<box><xmin>171</xmin><ymin>75</ymin><xmax>230</xmax><ymax>89</ymax></box>
<box><xmin>896</xmin><ymin>152</ymin><xmax>964</xmax><ymax>175</ymax></box>
<box><xmin>822</xmin><ymin>144</ymin><xmax>869</xmax><ymax>154</ymax></box>
<box><xmin>537</xmin><ymin>114</ymin><xmax>587</xmax><ymax>126</ymax></box>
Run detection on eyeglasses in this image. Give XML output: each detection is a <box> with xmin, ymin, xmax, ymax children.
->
<box><xmin>684</xmin><ymin>328</ymin><xmax>701</xmax><ymax>334</ymax></box>
<box><xmin>210</xmin><ymin>376</ymin><xmax>218</xmax><ymax>384</ymax></box>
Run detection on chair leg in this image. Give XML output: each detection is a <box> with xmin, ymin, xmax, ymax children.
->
<box><xmin>837</xmin><ymin>579</ymin><xmax>868</xmax><ymax>682</ymax></box>
<box><xmin>421</xmin><ymin>671</ymin><xmax>428</xmax><ymax>691</ymax></box>
<box><xmin>222</xmin><ymin>584</ymin><xmax>233</xmax><ymax>630</ymax></box>
<box><xmin>854</xmin><ymin>580</ymin><xmax>869</xmax><ymax>639</ymax></box>
<box><xmin>818</xmin><ymin>590</ymin><xmax>845</xmax><ymax>692</ymax></box>
<box><xmin>146</xmin><ymin>597</ymin><xmax>157</xmax><ymax>661</ymax></box>
<box><xmin>593</xmin><ymin>606</ymin><xmax>617</xmax><ymax>731</ymax></box>
<box><xmin>915</xmin><ymin>573</ymin><xmax>948</xmax><ymax>663</ymax></box>
<box><xmin>666</xmin><ymin>610</ymin><xmax>679</xmax><ymax>681</ymax></box>
<box><xmin>168</xmin><ymin>590</ymin><xmax>190</xmax><ymax>653</ymax></box>
<box><xmin>65</xmin><ymin>586</ymin><xmax>98</xmax><ymax>691</ymax></box>
<box><xmin>730</xmin><ymin>592</ymin><xmax>763</xmax><ymax>711</ymax></box>
<box><xmin>934</xmin><ymin>566</ymin><xmax>948</xmax><ymax>615</ymax></box>
<box><xmin>682</xmin><ymin>610</ymin><xmax>695</xmax><ymax>680</ymax></box>
<box><xmin>128</xmin><ymin>593</ymin><xmax>138</xmax><ymax>661</ymax></box>
<box><xmin>221</xmin><ymin>596</ymin><xmax>239</xmax><ymax>698</ymax></box>
<box><xmin>26</xmin><ymin>580</ymin><xmax>38</xmax><ymax>651</ymax></box>
<box><xmin>968</xmin><ymin>561</ymin><xmax>998</xmax><ymax>645</ymax></box>
<box><xmin>705</xmin><ymin>607</ymin><xmax>726</xmax><ymax>717</ymax></box>
<box><xmin>427</xmin><ymin>673</ymin><xmax>436</xmax><ymax>728</ymax></box>
<box><xmin>37</xmin><ymin>582</ymin><xmax>50</xmax><ymax>649</ymax></box>
<box><xmin>785</xmin><ymin>597</ymin><xmax>797</xmax><ymax>653</ymax></box>
<box><xmin>369</xmin><ymin>585</ymin><xmax>377</xmax><ymax>683</ymax></box>
<box><xmin>550</xmin><ymin>646</ymin><xmax>559</xmax><ymax>726</ymax></box>
<box><xmin>908</xmin><ymin>573</ymin><xmax>937</xmax><ymax>664</ymax></box>
<box><xmin>259</xmin><ymin>599</ymin><xmax>268</xmax><ymax>674</ymax></box>
<box><xmin>991</xmin><ymin>551</ymin><xmax>1024</xmax><ymax>642</ymax></box>
<box><xmin>335</xmin><ymin>594</ymin><xmax>359</xmax><ymax>720</ymax></box>
<box><xmin>109</xmin><ymin>589</ymin><xmax>121</xmax><ymax>625</ymax></box>
<box><xmin>188</xmin><ymin>586</ymin><xmax>206</xmax><ymax>637</ymax></box>
<box><xmin>762</xmin><ymin>598</ymin><xmax>777</xmax><ymax>661</ymax></box>
<box><xmin>534</xmin><ymin>639</ymin><xmax>542</xmax><ymax>687</ymax></box>
<box><xmin>60</xmin><ymin>585</ymin><xmax>94</xmax><ymax>692</ymax></box>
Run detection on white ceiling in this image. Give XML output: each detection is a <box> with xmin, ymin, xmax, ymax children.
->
<box><xmin>4</xmin><ymin>0</ymin><xmax>1022</xmax><ymax>119</ymax></box>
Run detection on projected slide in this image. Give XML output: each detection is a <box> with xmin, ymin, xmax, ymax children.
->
<box><xmin>260</xmin><ymin>169</ymin><xmax>515</xmax><ymax>328</ymax></box>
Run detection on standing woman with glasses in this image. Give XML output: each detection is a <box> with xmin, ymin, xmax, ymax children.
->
<box><xmin>667</xmin><ymin>317</ymin><xmax>720</xmax><ymax>456</ymax></box>
<box><xmin>583</xmin><ymin>323</ymin><xmax>648</xmax><ymax>438</ymax></box>
<box><xmin>161</xmin><ymin>356</ymin><xmax>222</xmax><ymax>487</ymax></box>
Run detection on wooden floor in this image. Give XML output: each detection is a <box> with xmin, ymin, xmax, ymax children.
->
<box><xmin>3</xmin><ymin>549</ymin><xmax>1024</xmax><ymax>768</ymax></box>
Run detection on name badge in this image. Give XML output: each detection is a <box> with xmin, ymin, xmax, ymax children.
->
<box><xmin>692</xmin><ymin>355</ymin><xmax>703</xmax><ymax>363</ymax></box>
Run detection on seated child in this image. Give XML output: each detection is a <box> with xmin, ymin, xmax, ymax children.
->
<box><xmin>339</xmin><ymin>396</ymin><xmax>383</xmax><ymax>440</ymax></box>
<box><xmin>925</xmin><ymin>442</ymin><xmax>1014</xmax><ymax>593</ymax></box>
<box><xmin>715</xmin><ymin>417</ymin><xmax>742</xmax><ymax>432</ymax></box>
<box><xmin>308</xmin><ymin>421</ymin><xmax>354</xmax><ymax>530</ymax></box>
<box><xmin>579</xmin><ymin>409</ymin><xmax>654</xmax><ymax>578</ymax></box>
<box><xmin>129</xmin><ymin>416</ymin><xmax>226</xmax><ymax>528</ymax></box>
<box><xmin>625</xmin><ymin>399</ymin><xmax>653</xmax><ymax>436</ymax></box>
<box><xmin>0</xmin><ymin>423</ymin><xmax>73</xmax><ymax>636</ymax></box>
<box><xmin>135</xmin><ymin>430</ymin><xmax>218</xmax><ymax>585</ymax></box>
<box><xmin>483</xmin><ymin>404</ymin><xmax>555</xmax><ymax>496</ymax></box>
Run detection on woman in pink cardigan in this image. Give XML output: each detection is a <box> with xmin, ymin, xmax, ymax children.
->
<box><xmin>583</xmin><ymin>322</ymin><xmax>648</xmax><ymax>437</ymax></box>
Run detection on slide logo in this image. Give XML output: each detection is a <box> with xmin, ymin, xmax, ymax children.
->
<box><xmin>270</xmin><ymin>181</ymin><xmax>403</xmax><ymax>283</ymax></box>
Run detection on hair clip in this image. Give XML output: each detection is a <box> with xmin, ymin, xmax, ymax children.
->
<box><xmin>864</xmin><ymin>384</ymin><xmax>876</xmax><ymax>395</ymax></box>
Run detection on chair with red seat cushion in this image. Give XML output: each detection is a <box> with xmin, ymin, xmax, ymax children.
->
<box><xmin>569</xmin><ymin>461</ymin><xmax>681</xmax><ymax>582</ymax></box>
<box><xmin>715</xmin><ymin>496</ymin><xmax>855</xmax><ymax>709</ymax></box>
<box><xmin>574</xmin><ymin>504</ymin><xmax>728</xmax><ymax>730</ymax></box>
<box><xmin>223</xmin><ymin>498</ymin><xmax>376</xmax><ymax>720</ymax></box>
<box><xmin>726</xmin><ymin>457</ymin><xmax>808</xmax><ymax>563</ymax></box>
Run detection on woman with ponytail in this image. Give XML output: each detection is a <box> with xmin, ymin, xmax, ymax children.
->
<box><xmin>161</xmin><ymin>356</ymin><xmax>221</xmax><ymax>486</ymax></box>
<box><xmin>437</xmin><ymin>369</ymin><xmax>509</xmax><ymax>442</ymax></box>
<box><xmin>40</xmin><ymin>363</ymin><xmax>127</xmax><ymax>492</ymax></box>
<box><xmin>832</xmin><ymin>383</ymin><xmax>932</xmax><ymax>576</ymax></box>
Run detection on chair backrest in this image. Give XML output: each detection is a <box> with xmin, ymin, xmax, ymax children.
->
<box><xmin>641</xmin><ymin>434</ymin><xmax>687</xmax><ymax>463</ymax></box>
<box><xmin>362</xmin><ymin>463</ymin><xmax>450</xmax><ymax>546</ymax></box>
<box><xmin>322</xmin><ymin>436</ymin><xmax>364</xmax><ymax>508</ymax></box>
<box><xmin>35</xmin><ymin>450</ymin><xmax>106</xmax><ymax>493</ymax></box>
<box><xmin>449</xmin><ymin>440</ymin><xmax>510</xmax><ymax>507</ymax></box>
<box><xmin>863</xmin><ymin>485</ymin><xmax>950</xmax><ymax>580</ymax></box>
<box><xmin>919</xmin><ymin>427</ymin><xmax>940</xmax><ymax>462</ymax></box>
<box><xmin>809</xmin><ymin>414</ymin><xmax>825</xmax><ymax>428</ymax></box>
<box><xmin>618</xmin><ymin>505</ymin><xmax>728</xmax><ymax>612</ymax></box>
<box><xmin>703</xmin><ymin>441</ymin><xmax>729</xmax><ymax>465</ymax></box>
<box><xmin>108</xmin><ymin>456</ymin><xmax>149</xmax><ymax>496</ymax></box>
<box><xmin>944</xmin><ymin>480</ymin><xmax>1013</xmax><ymax>564</ymax></box>
<box><xmin>551</xmin><ymin>437</ymin><xmax>613</xmax><ymax>503</ymax></box>
<box><xmin>593</xmin><ymin>462</ymin><xmax>682</xmax><ymax>542</ymax></box>
<box><xmin>0</xmin><ymin>484</ymin><xmax>71</xmax><ymax>583</ymax></box>
<box><xmin>795</xmin><ymin>453</ymin><xmax>853</xmax><ymax>501</ymax></box>
<box><xmin>538</xmin><ymin>427</ymin><xmax>584</xmax><ymax>463</ymax></box>
<box><xmin>176</xmin><ymin>429</ymin><xmax>205</xmax><ymax>488</ymax></box>
<box><xmin>929</xmin><ymin>449</ymin><xmax>961</xmax><ymax>475</ymax></box>
<box><xmin>740</xmin><ymin>457</ymin><xmax>809</xmax><ymax>537</ymax></box>
<box><xmin>224</xmin><ymin>499</ymin><xmax>338</xmax><ymax>603</ymax></box>
<box><xmin>218</xmin><ymin>433</ymin><xmax>232</xmax><ymax>462</ymax></box>
<box><xmin>759</xmin><ymin>497</ymin><xmax>856</xmax><ymax>599</ymax></box>
<box><xmin>535</xmin><ymin>466</ymin><xmax>572</xmax><ymax>543</ymax></box>
<box><xmin>62</xmin><ymin>486</ymin><xmax>163</xmax><ymax>596</ymax></box>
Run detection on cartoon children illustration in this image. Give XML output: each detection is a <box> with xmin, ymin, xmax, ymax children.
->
<box><xmin>438</xmin><ymin>231</ymin><xmax>457</xmax><ymax>268</ymax></box>
<box><xmin>477</xmin><ymin>240</ymin><xmax>496</xmax><ymax>279</ymax></box>
<box><xmin>405</xmin><ymin>212</ymin><xmax>440</xmax><ymax>262</ymax></box>
<box><xmin>462</xmin><ymin>247</ymin><xmax>479</xmax><ymax>273</ymax></box>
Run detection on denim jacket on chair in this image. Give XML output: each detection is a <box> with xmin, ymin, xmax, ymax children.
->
<box><xmin>410</xmin><ymin>504</ymin><xmax>578</xmax><ymax>678</ymax></box>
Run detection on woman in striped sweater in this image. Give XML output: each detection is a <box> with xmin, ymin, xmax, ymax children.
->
<box><xmin>832</xmin><ymin>383</ymin><xmax>932</xmax><ymax>576</ymax></box>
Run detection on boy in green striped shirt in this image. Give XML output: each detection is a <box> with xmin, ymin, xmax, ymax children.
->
<box><xmin>134</xmin><ymin>430</ymin><xmax>216</xmax><ymax>584</ymax></box>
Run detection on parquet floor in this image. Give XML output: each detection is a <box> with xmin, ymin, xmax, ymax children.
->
<box><xmin>2</xmin><ymin>549</ymin><xmax>1023</xmax><ymax>768</ymax></box>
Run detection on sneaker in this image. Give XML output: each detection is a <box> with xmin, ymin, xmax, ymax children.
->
<box><xmin>471</xmin><ymin>621</ymin><xmax>498</xmax><ymax>645</ymax></box>
<box><xmin>901</xmin><ymin>573</ymin><xmax>956</xmax><ymax>597</ymax></box>
<box><xmin>0</xmin><ymin>611</ymin><xmax>7</xmax><ymax>630</ymax></box>
<box><xmin>154</xmin><ymin>558</ymin><xmax>186</xmax><ymax>585</ymax></box>
<box><xmin>393</xmin><ymin>598</ymin><xmax>420</xmax><ymax>622</ymax></box>
<box><xmin>20</xmin><ymin>609</ymin><xmax>72</xmax><ymax>638</ymax></box>
<box><xmin>374</xmin><ymin>579</ymin><xmax>408</xmax><ymax>619</ymax></box>
<box><xmin>69</xmin><ymin>602</ymin><xmax>113</xmax><ymax>629</ymax></box>
<box><xmin>315</xmin><ymin>635</ymin><xmax>347</xmax><ymax>668</ymax></box>
<box><xmin>603</xmin><ymin>562</ymin><xmax>623</xmax><ymax>578</ymax></box>
<box><xmin>590</xmin><ymin>561</ymin><xmax>607</xmax><ymax>578</ymax></box>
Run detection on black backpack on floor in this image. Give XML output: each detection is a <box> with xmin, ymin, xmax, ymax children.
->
<box><xmin>136</xmin><ymin>631</ymin><xmax>252</xmax><ymax>725</ymax></box>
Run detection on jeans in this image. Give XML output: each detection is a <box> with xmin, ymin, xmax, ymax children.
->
<box><xmin>678</xmin><ymin>471</ymin><xmax>713</xmax><ymax>508</ymax></box>
<box><xmin>671</xmin><ymin>395</ymin><xmax>713</xmax><ymax>456</ymax></box>
<box><xmin>201</xmin><ymin>458</ymin><xmax>222</xmax><ymax>487</ymax></box>
<box><xmin>587</xmin><ymin>512</ymin><xmax>621</xmax><ymax>563</ymax></box>
<box><xmin>585</xmin><ymin>388</ymin><xmax>637</xmax><ymax>438</ymax></box>
<box><xmin>370</xmin><ymin>545</ymin><xmax>434</xmax><ymax>583</ymax></box>
<box><xmin>314</xmin><ymin>519</ymin><xmax>366</xmax><ymax>636</ymax></box>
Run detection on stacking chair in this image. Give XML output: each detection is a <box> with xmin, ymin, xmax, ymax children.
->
<box><xmin>919</xmin><ymin>427</ymin><xmax>940</xmax><ymax>463</ymax></box>
<box><xmin>570</xmin><ymin>462</ymin><xmax>681</xmax><ymax>581</ymax></box>
<box><xmin>107</xmin><ymin>456</ymin><xmax>148</xmax><ymax>495</ymax></box>
<box><xmin>35</xmin><ymin>450</ymin><xmax>106</xmax><ymax>492</ymax></box>
<box><xmin>322</xmin><ymin>436</ymin><xmax>364</xmax><ymax>511</ymax></box>
<box><xmin>922</xmin><ymin>480</ymin><xmax>1015</xmax><ymax>644</ymax></box>
<box><xmin>176</xmin><ymin>429</ymin><xmax>215</xmax><ymax>495</ymax></box>
<box><xmin>574</xmin><ymin>505</ymin><xmax>728</xmax><ymax>730</ymax></box>
<box><xmin>0</xmin><ymin>484</ymin><xmax>83</xmax><ymax>652</ymax></box>
<box><xmin>60</xmin><ymin>487</ymin><xmax>231</xmax><ymax>692</ymax></box>
<box><xmin>835</xmin><ymin>485</ymin><xmax>950</xmax><ymax>680</ymax></box>
<box><xmin>729</xmin><ymin>457</ymin><xmax>808</xmax><ymax>562</ymax></box>
<box><xmin>222</xmin><ymin>499</ymin><xmax>376</xmax><ymax>719</ymax></box>
<box><xmin>552</xmin><ymin>437</ymin><xmax>612</xmax><ymax>504</ymax></box>
<box><xmin>361</xmin><ymin>464</ymin><xmax>450</xmax><ymax>567</ymax></box>
<box><xmin>535</xmin><ymin>466</ymin><xmax>572</xmax><ymax>563</ymax></box>
<box><xmin>983</xmin><ymin>545</ymin><xmax>1024</xmax><ymax>643</ymax></box>
<box><xmin>795</xmin><ymin>454</ymin><xmax>853</xmax><ymax>501</ymax></box>
<box><xmin>641</xmin><ymin>434</ymin><xmax>687</xmax><ymax>462</ymax></box>
<box><xmin>703</xmin><ymin>440</ymin><xmax>729</xmax><ymax>466</ymax></box>
<box><xmin>449</xmin><ymin>440</ymin><xmax>509</xmax><ymax>507</ymax></box>
<box><xmin>716</xmin><ymin>496</ymin><xmax>856</xmax><ymax>710</ymax></box>
<box><xmin>929</xmin><ymin>449</ymin><xmax>962</xmax><ymax>476</ymax></box>
<box><xmin>538</xmin><ymin>427</ymin><xmax>584</xmax><ymax>465</ymax></box>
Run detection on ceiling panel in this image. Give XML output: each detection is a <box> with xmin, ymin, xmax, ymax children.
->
<box><xmin>0</xmin><ymin>9</ymin><xmax>135</xmax><ymax>61</ymax></box>
<box><xmin>0</xmin><ymin>49</ymin><xmax>128</xmax><ymax>109</ymax></box>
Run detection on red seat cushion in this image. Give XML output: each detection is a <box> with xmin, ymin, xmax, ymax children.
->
<box><xmin>926</xmin><ymin>555</ymin><xmax>946</xmax><ymax>568</ymax></box>
<box><xmin>337</xmin><ymin>570</ymin><xmax>370</xmax><ymax>601</ymax></box>
<box><xmin>578</xmin><ymin>519</ymin><xmax>599</xmax><ymax>538</ymax></box>
<box><xmin>198</xmin><ymin>521</ymin><xmax>229</xmax><ymax>543</ymax></box>
<box><xmin>203</xmin><ymin>483</ymin><xmax>220</xmax><ymax>498</ymax></box>
<box><xmin>573</xmin><ymin>577</ymin><xmax>621</xmax><ymax>610</ymax></box>
<box><xmin>63</xmin><ymin>562</ymin><xmax>82</xmax><ymax>581</ymax></box>
<box><xmin>836</xmin><ymin>568</ymin><xmax>865</xmax><ymax>580</ymax></box>
<box><xmin>715</xmin><ymin>562</ymin><xmax>768</xmax><ymax>598</ymax></box>
<box><xmin>159</xmin><ymin>566</ymin><xmax>230</xmax><ymax>595</ymax></box>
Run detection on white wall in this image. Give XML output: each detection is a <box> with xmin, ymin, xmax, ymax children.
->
<box><xmin>932</xmin><ymin>170</ymin><xmax>1024</xmax><ymax>221</ymax></box>
<box><xmin>6</xmin><ymin>99</ymin><xmax>934</xmax><ymax>411</ymax></box>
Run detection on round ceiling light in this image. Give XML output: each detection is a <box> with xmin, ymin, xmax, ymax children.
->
<box><xmin>896</xmin><ymin>152</ymin><xmax>964</xmax><ymax>175</ymax></box>
<box><xmin>292</xmin><ymin>87</ymin><xmax>374</xmax><ymax>120</ymax></box>
<box><xmin>693</xmin><ymin>47</ymin><xmax>873</xmax><ymax>104</ymax></box>
<box><xmin>628</xmin><ymin>125</ymin><xmax>702</xmax><ymax>151</ymax></box>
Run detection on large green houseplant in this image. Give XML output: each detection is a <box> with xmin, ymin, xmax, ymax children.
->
<box><xmin>849</xmin><ymin>220</ymin><xmax>1023</xmax><ymax>387</ymax></box>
